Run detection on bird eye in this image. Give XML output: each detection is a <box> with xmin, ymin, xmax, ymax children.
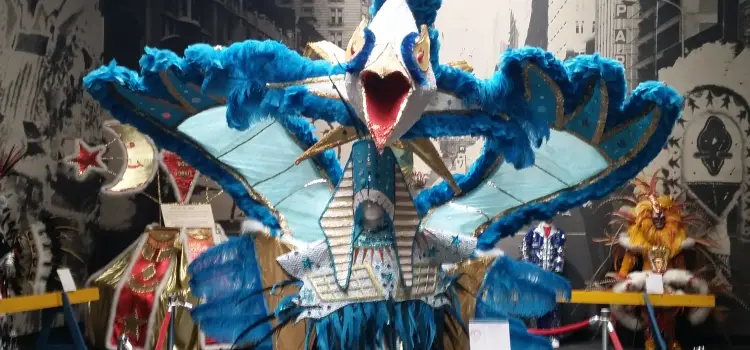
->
<box><xmin>346</xmin><ymin>19</ymin><xmax>368</xmax><ymax>61</ymax></box>
<box><xmin>413</xmin><ymin>25</ymin><xmax>431</xmax><ymax>72</ymax></box>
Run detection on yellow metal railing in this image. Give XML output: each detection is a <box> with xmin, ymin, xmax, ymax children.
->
<box><xmin>560</xmin><ymin>290</ymin><xmax>715</xmax><ymax>308</ymax></box>
<box><xmin>0</xmin><ymin>288</ymin><xmax>100</xmax><ymax>314</ymax></box>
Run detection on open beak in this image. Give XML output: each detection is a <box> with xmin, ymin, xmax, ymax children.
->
<box><xmin>360</xmin><ymin>47</ymin><xmax>412</xmax><ymax>152</ymax></box>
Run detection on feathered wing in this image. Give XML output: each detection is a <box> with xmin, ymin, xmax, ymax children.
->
<box><xmin>414</xmin><ymin>48</ymin><xmax>682</xmax><ymax>250</ymax></box>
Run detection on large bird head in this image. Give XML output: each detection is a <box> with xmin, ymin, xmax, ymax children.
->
<box><xmin>344</xmin><ymin>0</ymin><xmax>437</xmax><ymax>152</ymax></box>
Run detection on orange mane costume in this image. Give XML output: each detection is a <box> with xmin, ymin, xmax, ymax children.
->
<box><xmin>610</xmin><ymin>173</ymin><xmax>703</xmax><ymax>276</ymax></box>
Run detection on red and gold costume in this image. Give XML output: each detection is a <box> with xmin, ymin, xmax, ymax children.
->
<box><xmin>85</xmin><ymin>225</ymin><xmax>228</xmax><ymax>350</ymax></box>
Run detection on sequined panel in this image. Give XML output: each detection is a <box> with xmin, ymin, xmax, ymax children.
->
<box><xmin>321</xmin><ymin>165</ymin><xmax>355</xmax><ymax>288</ymax></box>
<box><xmin>309</xmin><ymin>265</ymin><xmax>384</xmax><ymax>302</ymax></box>
<box><xmin>393</xmin><ymin>165</ymin><xmax>420</xmax><ymax>287</ymax></box>
<box><xmin>396</xmin><ymin>264</ymin><xmax>438</xmax><ymax>300</ymax></box>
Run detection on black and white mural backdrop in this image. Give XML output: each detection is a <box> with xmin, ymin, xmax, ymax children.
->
<box><xmin>651</xmin><ymin>42</ymin><xmax>750</xmax><ymax>335</ymax></box>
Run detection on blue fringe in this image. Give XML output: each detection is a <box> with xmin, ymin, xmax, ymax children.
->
<box><xmin>401</xmin><ymin>32</ymin><xmax>427</xmax><ymax>86</ymax></box>
<box><xmin>475</xmin><ymin>255</ymin><xmax>571</xmax><ymax>319</ymax></box>
<box><xmin>346</xmin><ymin>29</ymin><xmax>376</xmax><ymax>73</ymax></box>
<box><xmin>188</xmin><ymin>236</ymin><xmax>277</xmax><ymax>346</ymax></box>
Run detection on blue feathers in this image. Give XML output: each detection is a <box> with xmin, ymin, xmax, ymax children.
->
<box><xmin>346</xmin><ymin>29</ymin><xmax>376</xmax><ymax>73</ymax></box>
<box><xmin>401</xmin><ymin>32</ymin><xmax>427</xmax><ymax>86</ymax></box>
<box><xmin>476</xmin><ymin>255</ymin><xmax>571</xmax><ymax>318</ymax></box>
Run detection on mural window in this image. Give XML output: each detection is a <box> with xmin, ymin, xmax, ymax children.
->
<box><xmin>330</xmin><ymin>0</ymin><xmax>345</xmax><ymax>2</ymax></box>
<box><xmin>178</xmin><ymin>0</ymin><xmax>190</xmax><ymax>17</ymax></box>
<box><xmin>575</xmin><ymin>21</ymin><xmax>581</xmax><ymax>34</ymax></box>
<box><xmin>592</xmin><ymin>20</ymin><xmax>595</xmax><ymax>33</ymax></box>
<box><xmin>331</xmin><ymin>8</ymin><xmax>343</xmax><ymax>25</ymax></box>
<box><xmin>162</xmin><ymin>17</ymin><xmax>177</xmax><ymax>37</ymax></box>
<box><xmin>302</xmin><ymin>0</ymin><xmax>314</xmax><ymax>3</ymax></box>
<box><xmin>302</xmin><ymin>7</ymin><xmax>315</xmax><ymax>15</ymax></box>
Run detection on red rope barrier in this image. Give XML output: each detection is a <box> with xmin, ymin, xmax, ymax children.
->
<box><xmin>607</xmin><ymin>321</ymin><xmax>624</xmax><ymax>350</ymax></box>
<box><xmin>527</xmin><ymin>319</ymin><xmax>593</xmax><ymax>336</ymax></box>
<box><xmin>155</xmin><ymin>311</ymin><xmax>172</xmax><ymax>350</ymax></box>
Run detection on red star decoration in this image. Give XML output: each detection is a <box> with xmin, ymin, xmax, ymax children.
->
<box><xmin>63</xmin><ymin>139</ymin><xmax>108</xmax><ymax>179</ymax></box>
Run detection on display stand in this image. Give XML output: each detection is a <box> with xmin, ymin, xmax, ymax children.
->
<box><xmin>0</xmin><ymin>288</ymin><xmax>99</xmax><ymax>350</ymax></box>
<box><xmin>548</xmin><ymin>290</ymin><xmax>716</xmax><ymax>350</ymax></box>
<box><xmin>35</xmin><ymin>292</ymin><xmax>87</xmax><ymax>350</ymax></box>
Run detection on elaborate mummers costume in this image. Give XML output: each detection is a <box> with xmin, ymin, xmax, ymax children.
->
<box><xmin>521</xmin><ymin>222</ymin><xmax>565</xmax><ymax>346</ymax></box>
<box><xmin>82</xmin><ymin>0</ymin><xmax>683</xmax><ymax>347</ymax></box>
<box><xmin>600</xmin><ymin>174</ymin><xmax>721</xmax><ymax>350</ymax></box>
<box><xmin>72</xmin><ymin>121</ymin><xmax>232</xmax><ymax>350</ymax></box>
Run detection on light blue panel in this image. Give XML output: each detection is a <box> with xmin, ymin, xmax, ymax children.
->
<box><xmin>422</xmin><ymin>182</ymin><xmax>521</xmax><ymax>236</ymax></box>
<box><xmin>177</xmin><ymin>109</ymin><xmax>330</xmax><ymax>240</ymax></box>
<box><xmin>423</xmin><ymin>129</ymin><xmax>607</xmax><ymax>236</ymax></box>
<box><xmin>114</xmin><ymin>84</ymin><xmax>187</xmax><ymax>128</ymax></box>
<box><xmin>599</xmin><ymin>111</ymin><xmax>655</xmax><ymax>161</ymax></box>
<box><xmin>535</xmin><ymin>130</ymin><xmax>609</xmax><ymax>185</ymax></box>
<box><xmin>276</xmin><ymin>183</ymin><xmax>330</xmax><ymax>242</ymax></box>
<box><xmin>254</xmin><ymin>157</ymin><xmax>322</xmax><ymax>204</ymax></box>
<box><xmin>178</xmin><ymin>106</ymin><xmax>271</xmax><ymax>155</ymax></box>
<box><xmin>564</xmin><ymin>80</ymin><xmax>603</xmax><ymax>141</ymax></box>
<box><xmin>526</xmin><ymin>68</ymin><xmax>559</xmax><ymax>126</ymax></box>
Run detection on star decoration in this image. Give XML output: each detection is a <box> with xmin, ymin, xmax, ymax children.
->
<box><xmin>302</xmin><ymin>257</ymin><xmax>313</xmax><ymax>270</ymax></box>
<box><xmin>451</xmin><ymin>235</ymin><xmax>460</xmax><ymax>248</ymax></box>
<box><xmin>122</xmin><ymin>311</ymin><xmax>147</xmax><ymax>341</ymax></box>
<box><xmin>63</xmin><ymin>139</ymin><xmax>108</xmax><ymax>179</ymax></box>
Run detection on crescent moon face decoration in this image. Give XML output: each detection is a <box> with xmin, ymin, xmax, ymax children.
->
<box><xmin>100</xmin><ymin>121</ymin><xmax>158</xmax><ymax>195</ymax></box>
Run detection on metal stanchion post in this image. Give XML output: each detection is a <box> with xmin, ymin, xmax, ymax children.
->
<box><xmin>168</xmin><ymin>296</ymin><xmax>176</xmax><ymax>350</ymax></box>
<box><xmin>117</xmin><ymin>334</ymin><xmax>131</xmax><ymax>350</ymax></box>
<box><xmin>600</xmin><ymin>309</ymin><xmax>611</xmax><ymax>350</ymax></box>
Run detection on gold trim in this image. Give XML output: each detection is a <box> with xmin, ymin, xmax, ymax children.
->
<box><xmin>559</xmin><ymin>77</ymin><xmax>598</xmax><ymax>128</ymax></box>
<box><xmin>108</xmin><ymin>84</ymin><xmax>294</xmax><ymax>236</ymax></box>
<box><xmin>159</xmin><ymin>70</ymin><xmax>199</xmax><ymax>114</ymax></box>
<box><xmin>402</xmin><ymin>139</ymin><xmax>460</xmax><ymax>194</ymax></box>
<box><xmin>446</xmin><ymin>60</ymin><xmax>474</xmax><ymax>73</ymax></box>
<box><xmin>591</xmin><ymin>81</ymin><xmax>609</xmax><ymax>145</ymax></box>
<box><xmin>186</xmin><ymin>82</ymin><xmax>226</xmax><ymax>104</ymax></box>
<box><xmin>522</xmin><ymin>64</ymin><xmax>565</xmax><ymax>128</ymax></box>
<box><xmin>295</xmin><ymin>125</ymin><xmax>360</xmax><ymax>164</ymax></box>
<box><xmin>266</xmin><ymin>75</ymin><xmax>345</xmax><ymax>89</ymax></box>
<box><xmin>303</xmin><ymin>41</ymin><xmax>345</xmax><ymax>63</ymax></box>
<box><xmin>141</xmin><ymin>264</ymin><xmax>156</xmax><ymax>280</ymax></box>
<box><xmin>467</xmin><ymin>107</ymin><xmax>662</xmax><ymax>237</ymax></box>
<box><xmin>600</xmin><ymin>104</ymin><xmax>656</xmax><ymax>141</ymax></box>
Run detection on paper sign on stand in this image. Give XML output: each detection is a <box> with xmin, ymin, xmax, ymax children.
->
<box><xmin>646</xmin><ymin>274</ymin><xmax>665</xmax><ymax>294</ymax></box>
<box><xmin>56</xmin><ymin>268</ymin><xmax>78</xmax><ymax>292</ymax></box>
<box><xmin>160</xmin><ymin>204</ymin><xmax>215</xmax><ymax>228</ymax></box>
<box><xmin>469</xmin><ymin>321</ymin><xmax>512</xmax><ymax>350</ymax></box>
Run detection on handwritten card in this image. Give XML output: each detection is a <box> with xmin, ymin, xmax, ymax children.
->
<box><xmin>56</xmin><ymin>268</ymin><xmax>77</xmax><ymax>292</ymax></box>
<box><xmin>646</xmin><ymin>274</ymin><xmax>665</xmax><ymax>294</ymax></box>
<box><xmin>469</xmin><ymin>321</ymin><xmax>511</xmax><ymax>350</ymax></box>
<box><xmin>161</xmin><ymin>204</ymin><xmax>215</xmax><ymax>228</ymax></box>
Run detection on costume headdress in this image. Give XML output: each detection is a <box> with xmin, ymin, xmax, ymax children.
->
<box><xmin>83</xmin><ymin>0</ymin><xmax>683</xmax><ymax>348</ymax></box>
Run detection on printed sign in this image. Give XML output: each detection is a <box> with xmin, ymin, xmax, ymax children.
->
<box><xmin>614</xmin><ymin>29</ymin><xmax>627</xmax><ymax>44</ymax></box>
<box><xmin>161</xmin><ymin>204</ymin><xmax>216</xmax><ymax>228</ymax></box>
<box><xmin>469</xmin><ymin>321</ymin><xmax>511</xmax><ymax>350</ymax></box>
<box><xmin>615</xmin><ymin>3</ymin><xmax>629</xmax><ymax>19</ymax></box>
<box><xmin>614</xmin><ymin>54</ymin><xmax>627</xmax><ymax>66</ymax></box>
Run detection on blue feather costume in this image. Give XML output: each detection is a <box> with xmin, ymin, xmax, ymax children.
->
<box><xmin>82</xmin><ymin>0</ymin><xmax>682</xmax><ymax>348</ymax></box>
